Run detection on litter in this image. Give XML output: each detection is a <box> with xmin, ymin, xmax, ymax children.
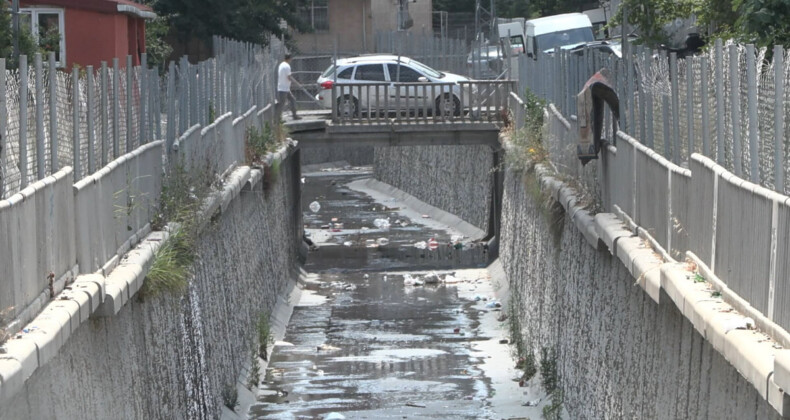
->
<box><xmin>376</xmin><ymin>237</ymin><xmax>390</xmax><ymax>246</ymax></box>
<box><xmin>422</xmin><ymin>214</ymin><xmax>430</xmax><ymax>218</ymax></box>
<box><xmin>403</xmin><ymin>274</ymin><xmax>417</xmax><ymax>286</ymax></box>
<box><xmin>524</xmin><ymin>399</ymin><xmax>541</xmax><ymax>407</ymax></box>
<box><xmin>722</xmin><ymin>317</ymin><xmax>755</xmax><ymax>333</ymax></box>
<box><xmin>324</xmin><ymin>413</ymin><xmax>346</xmax><ymax>420</ymax></box>
<box><xmin>309</xmin><ymin>201</ymin><xmax>321</xmax><ymax>213</ymax></box>
<box><xmin>427</xmin><ymin>238</ymin><xmax>439</xmax><ymax>250</ymax></box>
<box><xmin>443</xmin><ymin>274</ymin><xmax>460</xmax><ymax>284</ymax></box>
<box><xmin>373</xmin><ymin>218</ymin><xmax>391</xmax><ymax>230</ymax></box>
<box><xmin>317</xmin><ymin>344</ymin><xmax>341</xmax><ymax>352</ymax></box>
<box><xmin>343</xmin><ymin>241</ymin><xmax>353</xmax><ymax>247</ymax></box>
<box><xmin>405</xmin><ymin>403</ymin><xmax>426</xmax><ymax>408</ymax></box>
<box><xmin>413</xmin><ymin>241</ymin><xmax>428</xmax><ymax>250</ymax></box>
<box><xmin>331</xmin><ymin>217</ymin><xmax>338</xmax><ymax>222</ymax></box>
<box><xmin>424</xmin><ymin>272</ymin><xmax>440</xmax><ymax>284</ymax></box>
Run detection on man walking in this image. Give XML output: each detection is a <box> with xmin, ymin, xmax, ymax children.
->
<box><xmin>276</xmin><ymin>53</ymin><xmax>301</xmax><ymax>121</ymax></box>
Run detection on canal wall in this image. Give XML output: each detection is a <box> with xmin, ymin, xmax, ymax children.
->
<box><xmin>373</xmin><ymin>145</ymin><xmax>495</xmax><ymax>231</ymax></box>
<box><xmin>300</xmin><ymin>145</ymin><xmax>374</xmax><ymax>167</ymax></box>
<box><xmin>0</xmin><ymin>147</ymin><xmax>303</xmax><ymax>420</ymax></box>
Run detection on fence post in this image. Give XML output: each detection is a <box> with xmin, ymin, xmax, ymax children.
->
<box><xmin>637</xmin><ymin>46</ymin><xmax>646</xmax><ymax>142</ymax></box>
<box><xmin>729</xmin><ymin>44</ymin><xmax>742</xmax><ymax>177</ymax></box>
<box><xmin>126</xmin><ymin>55</ymin><xmax>133</xmax><ymax>152</ymax></box>
<box><xmin>87</xmin><ymin>65</ymin><xmax>95</xmax><ymax>174</ymax></box>
<box><xmin>72</xmin><ymin>66</ymin><xmax>80</xmax><ymax>181</ymax></box>
<box><xmin>35</xmin><ymin>53</ymin><xmax>45</xmax><ymax>180</ymax></box>
<box><xmin>646</xmin><ymin>51</ymin><xmax>655</xmax><ymax>148</ymax></box>
<box><xmin>701</xmin><ymin>56</ymin><xmax>710</xmax><ymax>156</ymax></box>
<box><xmin>101</xmin><ymin>61</ymin><xmax>109</xmax><ymax>166</ymax></box>
<box><xmin>113</xmin><ymin>57</ymin><xmax>120</xmax><ymax>158</ymax></box>
<box><xmin>686</xmin><ymin>56</ymin><xmax>695</xmax><ymax>159</ymax></box>
<box><xmin>140</xmin><ymin>53</ymin><xmax>147</xmax><ymax>145</ymax></box>
<box><xmin>0</xmin><ymin>58</ymin><xmax>5</xmax><ymax>197</ymax></box>
<box><xmin>775</xmin><ymin>45</ymin><xmax>785</xmax><ymax>193</ymax></box>
<box><xmin>48</xmin><ymin>52</ymin><xmax>58</xmax><ymax>173</ymax></box>
<box><xmin>166</xmin><ymin>61</ymin><xmax>176</xmax><ymax>152</ymax></box>
<box><xmin>670</xmin><ymin>52</ymin><xmax>680</xmax><ymax>163</ymax></box>
<box><xmin>715</xmin><ymin>39</ymin><xmax>725</xmax><ymax>165</ymax></box>
<box><xmin>746</xmin><ymin>44</ymin><xmax>759</xmax><ymax>183</ymax></box>
<box><xmin>19</xmin><ymin>55</ymin><xmax>28</xmax><ymax>189</ymax></box>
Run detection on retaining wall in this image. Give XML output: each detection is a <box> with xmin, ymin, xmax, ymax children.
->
<box><xmin>499</xmin><ymin>166</ymin><xmax>783</xmax><ymax>419</ymax></box>
<box><xmin>373</xmin><ymin>144</ymin><xmax>494</xmax><ymax>231</ymax></box>
<box><xmin>0</xmin><ymin>147</ymin><xmax>302</xmax><ymax>420</ymax></box>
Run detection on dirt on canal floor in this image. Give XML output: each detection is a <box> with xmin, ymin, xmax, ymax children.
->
<box><xmin>246</xmin><ymin>165</ymin><xmax>550</xmax><ymax>419</ymax></box>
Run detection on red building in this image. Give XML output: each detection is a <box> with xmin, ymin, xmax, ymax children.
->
<box><xmin>18</xmin><ymin>0</ymin><xmax>155</xmax><ymax>68</ymax></box>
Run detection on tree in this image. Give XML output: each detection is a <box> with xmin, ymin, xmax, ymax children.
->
<box><xmin>729</xmin><ymin>0</ymin><xmax>790</xmax><ymax>48</ymax></box>
<box><xmin>610</xmin><ymin>0</ymin><xmax>695</xmax><ymax>47</ymax></box>
<box><xmin>152</xmin><ymin>0</ymin><xmax>307</xmax><ymax>46</ymax></box>
<box><xmin>0</xmin><ymin>5</ymin><xmax>54</xmax><ymax>68</ymax></box>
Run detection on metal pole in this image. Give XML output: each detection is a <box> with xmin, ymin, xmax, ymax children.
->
<box><xmin>101</xmin><ymin>61</ymin><xmax>108</xmax><ymax>166</ymax></box>
<box><xmin>126</xmin><ymin>55</ymin><xmax>133</xmax><ymax>152</ymax></box>
<box><xmin>670</xmin><ymin>52</ymin><xmax>680</xmax><ymax>163</ymax></box>
<box><xmin>166</xmin><ymin>61</ymin><xmax>176</xmax><ymax>152</ymax></box>
<box><xmin>12</xmin><ymin>0</ymin><xmax>19</xmax><ymax>61</ymax></box>
<box><xmin>701</xmin><ymin>56</ymin><xmax>710</xmax><ymax>156</ymax></box>
<box><xmin>715</xmin><ymin>39</ymin><xmax>725</xmax><ymax>165</ymax></box>
<box><xmin>112</xmin><ymin>57</ymin><xmax>120</xmax><ymax>158</ymax></box>
<box><xmin>0</xmin><ymin>58</ymin><xmax>6</xmax><ymax>198</ymax></box>
<box><xmin>729</xmin><ymin>44</ymin><xmax>742</xmax><ymax>176</ymax></box>
<box><xmin>35</xmin><ymin>53</ymin><xmax>45</xmax><ymax>179</ymax></box>
<box><xmin>686</xmin><ymin>56</ymin><xmax>694</xmax><ymax>159</ymax></box>
<box><xmin>775</xmin><ymin>45</ymin><xmax>785</xmax><ymax>193</ymax></box>
<box><xmin>87</xmin><ymin>65</ymin><xmax>95</xmax><ymax>174</ymax></box>
<box><xmin>19</xmin><ymin>55</ymin><xmax>28</xmax><ymax>188</ymax></box>
<box><xmin>746</xmin><ymin>44</ymin><xmax>759</xmax><ymax>183</ymax></box>
<box><xmin>72</xmin><ymin>67</ymin><xmax>80</xmax><ymax>181</ymax></box>
<box><xmin>48</xmin><ymin>52</ymin><xmax>58</xmax><ymax>173</ymax></box>
<box><xmin>140</xmin><ymin>53</ymin><xmax>147</xmax><ymax>145</ymax></box>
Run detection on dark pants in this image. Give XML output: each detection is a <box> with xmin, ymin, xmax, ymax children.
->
<box><xmin>275</xmin><ymin>90</ymin><xmax>298</xmax><ymax>119</ymax></box>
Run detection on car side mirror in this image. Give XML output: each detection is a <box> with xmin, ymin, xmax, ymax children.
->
<box><xmin>418</xmin><ymin>76</ymin><xmax>428</xmax><ymax>82</ymax></box>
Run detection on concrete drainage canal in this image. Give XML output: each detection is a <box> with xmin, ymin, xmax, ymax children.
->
<box><xmin>245</xmin><ymin>163</ymin><xmax>537</xmax><ymax>420</ymax></box>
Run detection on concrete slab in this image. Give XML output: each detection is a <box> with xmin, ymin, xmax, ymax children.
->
<box><xmin>0</xmin><ymin>339</ymin><xmax>38</xmax><ymax>381</ymax></box>
<box><xmin>0</xmin><ymin>358</ymin><xmax>24</xmax><ymax>405</ymax></box>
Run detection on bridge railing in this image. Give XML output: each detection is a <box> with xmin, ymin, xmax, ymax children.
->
<box><xmin>330</xmin><ymin>80</ymin><xmax>516</xmax><ymax>125</ymax></box>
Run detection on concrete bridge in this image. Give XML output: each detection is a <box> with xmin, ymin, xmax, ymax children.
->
<box><xmin>0</xmin><ymin>36</ymin><xmax>789</xmax><ymax>420</ymax></box>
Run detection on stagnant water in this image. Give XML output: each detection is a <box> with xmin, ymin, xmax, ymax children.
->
<box><xmin>248</xmin><ymin>166</ymin><xmax>534</xmax><ymax>419</ymax></box>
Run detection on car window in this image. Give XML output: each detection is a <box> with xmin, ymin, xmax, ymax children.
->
<box><xmin>387</xmin><ymin>64</ymin><xmax>422</xmax><ymax>82</ymax></box>
<box><xmin>354</xmin><ymin>64</ymin><xmax>386</xmax><ymax>81</ymax></box>
<box><xmin>337</xmin><ymin>67</ymin><xmax>353</xmax><ymax>79</ymax></box>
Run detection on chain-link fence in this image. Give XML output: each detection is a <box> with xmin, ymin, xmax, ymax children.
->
<box><xmin>0</xmin><ymin>36</ymin><xmax>286</xmax><ymax>200</ymax></box>
<box><xmin>519</xmin><ymin>39</ymin><xmax>790</xmax><ymax>196</ymax></box>
<box><xmin>375</xmin><ymin>31</ymin><xmax>468</xmax><ymax>77</ymax></box>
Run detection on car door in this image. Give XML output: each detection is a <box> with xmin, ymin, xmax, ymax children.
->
<box><xmin>386</xmin><ymin>63</ymin><xmax>428</xmax><ymax>114</ymax></box>
<box><xmin>352</xmin><ymin>64</ymin><xmax>388</xmax><ymax>113</ymax></box>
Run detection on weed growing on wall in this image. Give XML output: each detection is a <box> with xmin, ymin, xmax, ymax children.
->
<box><xmin>257</xmin><ymin>313</ymin><xmax>272</xmax><ymax>361</ymax></box>
<box><xmin>0</xmin><ymin>306</ymin><xmax>13</xmax><ymax>344</ymax></box>
<box><xmin>246</xmin><ymin>123</ymin><xmax>289</xmax><ymax>166</ymax></box>
<box><xmin>506</xmin><ymin>88</ymin><xmax>549</xmax><ymax>171</ymax></box>
<box><xmin>222</xmin><ymin>383</ymin><xmax>239</xmax><ymax>411</ymax></box>
<box><xmin>247</xmin><ymin>342</ymin><xmax>261</xmax><ymax>389</ymax></box>
<box><xmin>540</xmin><ymin>346</ymin><xmax>560</xmax><ymax>393</ymax></box>
<box><xmin>143</xmin><ymin>164</ymin><xmax>216</xmax><ymax>297</ymax></box>
<box><xmin>542</xmin><ymin>388</ymin><xmax>564</xmax><ymax>420</ymax></box>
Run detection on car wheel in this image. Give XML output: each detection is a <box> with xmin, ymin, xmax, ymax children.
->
<box><xmin>337</xmin><ymin>95</ymin><xmax>359</xmax><ymax>118</ymax></box>
<box><xmin>435</xmin><ymin>93</ymin><xmax>461</xmax><ymax>117</ymax></box>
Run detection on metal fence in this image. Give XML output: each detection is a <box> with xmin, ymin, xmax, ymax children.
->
<box><xmin>518</xmin><ymin>39</ymin><xmax>790</xmax><ymax>196</ymax></box>
<box><xmin>517</xmin><ymin>40</ymin><xmax>790</xmax><ymax>338</ymax></box>
<box><xmin>375</xmin><ymin>31</ymin><xmax>468</xmax><ymax>77</ymax></box>
<box><xmin>0</xmin><ymin>36</ymin><xmax>286</xmax><ymax>200</ymax></box>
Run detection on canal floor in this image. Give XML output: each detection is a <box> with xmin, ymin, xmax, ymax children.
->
<box><xmin>248</xmin><ymin>166</ymin><xmax>540</xmax><ymax>419</ymax></box>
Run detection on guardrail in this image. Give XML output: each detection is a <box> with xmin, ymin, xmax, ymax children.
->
<box><xmin>330</xmin><ymin>80</ymin><xmax>516</xmax><ymax>125</ymax></box>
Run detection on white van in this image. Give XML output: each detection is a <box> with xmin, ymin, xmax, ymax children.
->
<box><xmin>525</xmin><ymin>13</ymin><xmax>595</xmax><ymax>58</ymax></box>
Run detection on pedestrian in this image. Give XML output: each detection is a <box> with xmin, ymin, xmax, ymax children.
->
<box><xmin>276</xmin><ymin>53</ymin><xmax>301</xmax><ymax>121</ymax></box>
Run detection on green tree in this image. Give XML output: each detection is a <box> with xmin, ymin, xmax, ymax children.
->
<box><xmin>729</xmin><ymin>0</ymin><xmax>790</xmax><ymax>48</ymax></box>
<box><xmin>0</xmin><ymin>6</ymin><xmax>54</xmax><ymax>68</ymax></box>
<box><xmin>610</xmin><ymin>0</ymin><xmax>695</xmax><ymax>46</ymax></box>
<box><xmin>152</xmin><ymin>0</ymin><xmax>306</xmax><ymax>46</ymax></box>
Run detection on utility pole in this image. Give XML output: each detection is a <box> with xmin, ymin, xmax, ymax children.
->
<box><xmin>475</xmin><ymin>0</ymin><xmax>496</xmax><ymax>43</ymax></box>
<box><xmin>12</xmin><ymin>0</ymin><xmax>20</xmax><ymax>61</ymax></box>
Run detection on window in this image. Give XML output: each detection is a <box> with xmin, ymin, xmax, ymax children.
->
<box><xmin>299</xmin><ymin>0</ymin><xmax>329</xmax><ymax>31</ymax></box>
<box><xmin>20</xmin><ymin>8</ymin><xmax>66</xmax><ymax>66</ymax></box>
<box><xmin>355</xmin><ymin>64</ymin><xmax>386</xmax><ymax>81</ymax></box>
<box><xmin>387</xmin><ymin>64</ymin><xmax>422</xmax><ymax>82</ymax></box>
<box><xmin>338</xmin><ymin>67</ymin><xmax>353</xmax><ymax>79</ymax></box>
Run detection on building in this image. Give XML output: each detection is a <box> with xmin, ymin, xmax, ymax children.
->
<box><xmin>17</xmin><ymin>0</ymin><xmax>155</xmax><ymax>68</ymax></box>
<box><xmin>293</xmin><ymin>0</ymin><xmax>433</xmax><ymax>54</ymax></box>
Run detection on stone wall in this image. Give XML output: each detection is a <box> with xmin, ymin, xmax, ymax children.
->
<box><xmin>300</xmin><ymin>145</ymin><xmax>374</xmax><ymax>167</ymax></box>
<box><xmin>0</xmin><ymin>152</ymin><xmax>302</xmax><ymax>420</ymax></box>
<box><xmin>373</xmin><ymin>145</ymin><xmax>495</xmax><ymax>231</ymax></box>
<box><xmin>499</xmin><ymin>167</ymin><xmax>782</xmax><ymax>419</ymax></box>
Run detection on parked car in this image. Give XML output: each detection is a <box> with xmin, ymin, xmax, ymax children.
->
<box><xmin>316</xmin><ymin>55</ymin><xmax>472</xmax><ymax>117</ymax></box>
<box><xmin>466</xmin><ymin>45</ymin><xmax>504</xmax><ymax>79</ymax></box>
<box><xmin>525</xmin><ymin>13</ymin><xmax>595</xmax><ymax>58</ymax></box>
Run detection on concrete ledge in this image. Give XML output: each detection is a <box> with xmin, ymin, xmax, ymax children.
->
<box><xmin>0</xmin><ymin>358</ymin><xmax>24</xmax><ymax>405</ymax></box>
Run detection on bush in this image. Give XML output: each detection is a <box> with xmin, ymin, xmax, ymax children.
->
<box><xmin>540</xmin><ymin>346</ymin><xmax>559</xmax><ymax>394</ymax></box>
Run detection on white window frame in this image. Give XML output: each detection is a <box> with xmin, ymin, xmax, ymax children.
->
<box><xmin>301</xmin><ymin>0</ymin><xmax>328</xmax><ymax>32</ymax></box>
<box><xmin>20</xmin><ymin>7</ymin><xmax>66</xmax><ymax>67</ymax></box>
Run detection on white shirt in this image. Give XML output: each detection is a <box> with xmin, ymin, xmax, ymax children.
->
<box><xmin>277</xmin><ymin>61</ymin><xmax>292</xmax><ymax>92</ymax></box>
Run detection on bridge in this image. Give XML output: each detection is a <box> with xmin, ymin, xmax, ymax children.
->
<box><xmin>0</xmin><ymin>35</ymin><xmax>789</xmax><ymax>420</ymax></box>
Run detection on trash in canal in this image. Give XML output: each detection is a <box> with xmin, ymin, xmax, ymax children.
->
<box><xmin>443</xmin><ymin>274</ymin><xmax>460</xmax><ymax>284</ymax></box>
<box><xmin>424</xmin><ymin>272</ymin><xmax>440</xmax><ymax>284</ymax></box>
<box><xmin>343</xmin><ymin>241</ymin><xmax>353</xmax><ymax>246</ymax></box>
<box><xmin>324</xmin><ymin>413</ymin><xmax>346</xmax><ymax>420</ymax></box>
<box><xmin>373</xmin><ymin>218</ymin><xmax>391</xmax><ymax>230</ymax></box>
<box><xmin>317</xmin><ymin>344</ymin><xmax>341</xmax><ymax>352</ymax></box>
<box><xmin>427</xmin><ymin>238</ymin><xmax>439</xmax><ymax>250</ymax></box>
<box><xmin>405</xmin><ymin>402</ymin><xmax>426</xmax><ymax>408</ymax></box>
<box><xmin>309</xmin><ymin>201</ymin><xmax>321</xmax><ymax>212</ymax></box>
<box><xmin>413</xmin><ymin>241</ymin><xmax>427</xmax><ymax>249</ymax></box>
<box><xmin>376</xmin><ymin>237</ymin><xmax>390</xmax><ymax>246</ymax></box>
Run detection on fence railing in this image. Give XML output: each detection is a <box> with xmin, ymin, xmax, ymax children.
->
<box><xmin>518</xmin><ymin>39</ymin><xmax>790</xmax><ymax>196</ymax></box>
<box><xmin>522</xmin><ymin>41</ymin><xmax>790</xmax><ymax>337</ymax></box>
<box><xmin>0</xmin><ymin>36</ymin><xmax>283</xmax><ymax>330</ymax></box>
<box><xmin>330</xmin><ymin>80</ymin><xmax>515</xmax><ymax>125</ymax></box>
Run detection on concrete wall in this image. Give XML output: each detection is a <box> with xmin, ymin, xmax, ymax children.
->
<box><xmin>300</xmin><ymin>145</ymin><xmax>374</xmax><ymax>167</ymax></box>
<box><xmin>373</xmin><ymin>145</ymin><xmax>494</xmax><ymax>231</ymax></box>
<box><xmin>498</xmin><ymin>166</ymin><xmax>783</xmax><ymax>419</ymax></box>
<box><xmin>0</xmin><ymin>149</ymin><xmax>302</xmax><ymax>420</ymax></box>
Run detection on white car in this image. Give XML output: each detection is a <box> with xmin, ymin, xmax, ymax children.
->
<box><xmin>316</xmin><ymin>55</ymin><xmax>471</xmax><ymax>117</ymax></box>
